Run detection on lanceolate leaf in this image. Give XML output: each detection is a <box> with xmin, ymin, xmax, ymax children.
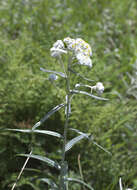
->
<box><xmin>70</xmin><ymin>90</ymin><xmax>108</xmax><ymax>101</ymax></box>
<box><xmin>69</xmin><ymin>128</ymin><xmax>90</xmax><ymax>139</ymax></box>
<box><xmin>69</xmin><ymin>68</ymin><xmax>94</xmax><ymax>82</ymax></box>
<box><xmin>92</xmin><ymin>141</ymin><xmax>112</xmax><ymax>156</ymax></box>
<box><xmin>18</xmin><ymin>154</ymin><xmax>61</xmax><ymax>170</ymax></box>
<box><xmin>69</xmin><ymin>128</ymin><xmax>112</xmax><ymax>155</ymax></box>
<box><xmin>7</xmin><ymin>129</ymin><xmax>62</xmax><ymax>138</ymax></box>
<box><xmin>66</xmin><ymin>178</ymin><xmax>94</xmax><ymax>190</ymax></box>
<box><xmin>19</xmin><ymin>181</ymin><xmax>39</xmax><ymax>190</ymax></box>
<box><xmin>24</xmin><ymin>168</ymin><xmax>41</xmax><ymax>173</ymax></box>
<box><xmin>65</xmin><ymin>134</ymin><xmax>90</xmax><ymax>152</ymax></box>
<box><xmin>40</xmin><ymin>67</ymin><xmax>66</xmax><ymax>78</ymax></box>
<box><xmin>32</xmin><ymin>103</ymin><xmax>65</xmax><ymax>130</ymax></box>
<box><xmin>39</xmin><ymin>178</ymin><xmax>58</xmax><ymax>189</ymax></box>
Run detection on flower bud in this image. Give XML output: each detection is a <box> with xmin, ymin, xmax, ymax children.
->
<box><xmin>48</xmin><ymin>74</ymin><xmax>58</xmax><ymax>82</ymax></box>
<box><xmin>96</xmin><ymin>82</ymin><xmax>104</xmax><ymax>94</ymax></box>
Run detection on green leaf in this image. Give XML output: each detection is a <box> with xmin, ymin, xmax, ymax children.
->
<box><xmin>24</xmin><ymin>168</ymin><xmax>41</xmax><ymax>173</ymax></box>
<box><xmin>17</xmin><ymin>181</ymin><xmax>39</xmax><ymax>190</ymax></box>
<box><xmin>23</xmin><ymin>182</ymin><xmax>39</xmax><ymax>190</ymax></box>
<box><xmin>40</xmin><ymin>67</ymin><xmax>66</xmax><ymax>78</ymax></box>
<box><xmin>32</xmin><ymin>103</ymin><xmax>65</xmax><ymax>130</ymax></box>
<box><xmin>7</xmin><ymin>129</ymin><xmax>62</xmax><ymax>138</ymax></box>
<box><xmin>70</xmin><ymin>90</ymin><xmax>108</xmax><ymax>100</ymax></box>
<box><xmin>18</xmin><ymin>154</ymin><xmax>61</xmax><ymax>170</ymax></box>
<box><xmin>70</xmin><ymin>128</ymin><xmax>112</xmax><ymax>155</ymax></box>
<box><xmin>39</xmin><ymin>178</ymin><xmax>58</xmax><ymax>189</ymax></box>
<box><xmin>69</xmin><ymin>128</ymin><xmax>90</xmax><ymax>139</ymax></box>
<box><xmin>92</xmin><ymin>141</ymin><xmax>112</xmax><ymax>156</ymax></box>
<box><xmin>66</xmin><ymin>178</ymin><xmax>94</xmax><ymax>190</ymax></box>
<box><xmin>69</xmin><ymin>68</ymin><xmax>94</xmax><ymax>82</ymax></box>
<box><xmin>65</xmin><ymin>134</ymin><xmax>90</xmax><ymax>152</ymax></box>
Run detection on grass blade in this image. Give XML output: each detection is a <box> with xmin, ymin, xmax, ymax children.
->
<box><xmin>92</xmin><ymin>141</ymin><xmax>112</xmax><ymax>156</ymax></box>
<box><xmin>39</xmin><ymin>178</ymin><xmax>58</xmax><ymax>189</ymax></box>
<box><xmin>66</xmin><ymin>178</ymin><xmax>94</xmax><ymax>190</ymax></box>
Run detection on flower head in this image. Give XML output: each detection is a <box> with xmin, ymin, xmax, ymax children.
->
<box><xmin>76</xmin><ymin>53</ymin><xmax>92</xmax><ymax>67</ymax></box>
<box><xmin>50</xmin><ymin>47</ymin><xmax>67</xmax><ymax>57</ymax></box>
<box><xmin>51</xmin><ymin>37</ymin><xmax>92</xmax><ymax>67</ymax></box>
<box><xmin>64</xmin><ymin>37</ymin><xmax>92</xmax><ymax>57</ymax></box>
<box><xmin>63</xmin><ymin>37</ymin><xmax>76</xmax><ymax>50</ymax></box>
<box><xmin>64</xmin><ymin>37</ymin><xmax>92</xmax><ymax>67</ymax></box>
<box><xmin>53</xmin><ymin>40</ymin><xmax>65</xmax><ymax>49</ymax></box>
<box><xmin>96</xmin><ymin>82</ymin><xmax>104</xmax><ymax>94</ymax></box>
<box><xmin>75</xmin><ymin>83</ymin><xmax>81</xmax><ymax>88</ymax></box>
<box><xmin>74</xmin><ymin>38</ymin><xmax>92</xmax><ymax>57</ymax></box>
<box><xmin>50</xmin><ymin>40</ymin><xmax>67</xmax><ymax>57</ymax></box>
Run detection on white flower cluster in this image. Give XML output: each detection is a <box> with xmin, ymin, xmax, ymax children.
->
<box><xmin>50</xmin><ymin>40</ymin><xmax>67</xmax><ymax>57</ymax></box>
<box><xmin>50</xmin><ymin>37</ymin><xmax>92</xmax><ymax>67</ymax></box>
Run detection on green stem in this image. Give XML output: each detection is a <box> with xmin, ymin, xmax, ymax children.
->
<box><xmin>60</xmin><ymin>60</ymin><xmax>71</xmax><ymax>190</ymax></box>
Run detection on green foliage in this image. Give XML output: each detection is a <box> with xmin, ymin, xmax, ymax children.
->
<box><xmin>0</xmin><ymin>0</ymin><xmax>137</xmax><ymax>189</ymax></box>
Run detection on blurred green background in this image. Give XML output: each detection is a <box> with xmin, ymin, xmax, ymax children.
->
<box><xmin>0</xmin><ymin>0</ymin><xmax>137</xmax><ymax>189</ymax></box>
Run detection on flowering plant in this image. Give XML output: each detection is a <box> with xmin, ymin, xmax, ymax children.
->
<box><xmin>10</xmin><ymin>37</ymin><xmax>110</xmax><ymax>190</ymax></box>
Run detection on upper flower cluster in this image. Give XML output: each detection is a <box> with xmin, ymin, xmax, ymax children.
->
<box><xmin>63</xmin><ymin>37</ymin><xmax>92</xmax><ymax>57</ymax></box>
<box><xmin>50</xmin><ymin>40</ymin><xmax>67</xmax><ymax>57</ymax></box>
<box><xmin>50</xmin><ymin>37</ymin><xmax>92</xmax><ymax>67</ymax></box>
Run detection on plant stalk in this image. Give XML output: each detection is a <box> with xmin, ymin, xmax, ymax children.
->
<box><xmin>59</xmin><ymin>60</ymin><xmax>71</xmax><ymax>190</ymax></box>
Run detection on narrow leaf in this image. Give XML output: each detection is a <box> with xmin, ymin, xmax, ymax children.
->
<box><xmin>34</xmin><ymin>130</ymin><xmax>62</xmax><ymax>138</ymax></box>
<box><xmin>119</xmin><ymin>178</ymin><xmax>123</xmax><ymax>190</ymax></box>
<box><xmin>92</xmin><ymin>141</ymin><xmax>112</xmax><ymax>156</ymax></box>
<box><xmin>25</xmin><ymin>182</ymin><xmax>39</xmax><ymax>190</ymax></box>
<box><xmin>69</xmin><ymin>68</ymin><xmax>94</xmax><ymax>82</ymax></box>
<box><xmin>7</xmin><ymin>129</ymin><xmax>62</xmax><ymax>138</ymax></box>
<box><xmin>40</xmin><ymin>67</ymin><xmax>66</xmax><ymax>78</ymax></box>
<box><xmin>69</xmin><ymin>128</ymin><xmax>112</xmax><ymax>155</ymax></box>
<box><xmin>18</xmin><ymin>154</ymin><xmax>61</xmax><ymax>170</ymax></box>
<box><xmin>66</xmin><ymin>178</ymin><xmax>94</xmax><ymax>190</ymax></box>
<box><xmin>24</xmin><ymin>168</ymin><xmax>41</xmax><ymax>173</ymax></box>
<box><xmin>32</xmin><ymin>103</ymin><xmax>65</xmax><ymax>130</ymax></box>
<box><xmin>70</xmin><ymin>90</ymin><xmax>108</xmax><ymax>101</ymax></box>
<box><xmin>65</xmin><ymin>134</ymin><xmax>90</xmax><ymax>152</ymax></box>
<box><xmin>39</xmin><ymin>178</ymin><xmax>58</xmax><ymax>189</ymax></box>
<box><xmin>69</xmin><ymin>128</ymin><xmax>90</xmax><ymax>139</ymax></box>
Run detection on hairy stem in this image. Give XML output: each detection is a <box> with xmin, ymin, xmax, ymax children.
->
<box><xmin>59</xmin><ymin>60</ymin><xmax>71</xmax><ymax>190</ymax></box>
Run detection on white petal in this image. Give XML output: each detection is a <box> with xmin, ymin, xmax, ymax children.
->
<box><xmin>53</xmin><ymin>40</ymin><xmax>64</xmax><ymax>49</ymax></box>
<box><xmin>75</xmin><ymin>83</ymin><xmax>81</xmax><ymax>88</ymax></box>
<box><xmin>76</xmin><ymin>53</ymin><xmax>92</xmax><ymax>67</ymax></box>
<box><xmin>50</xmin><ymin>47</ymin><xmax>67</xmax><ymax>57</ymax></box>
<box><xmin>96</xmin><ymin>82</ymin><xmax>104</xmax><ymax>93</ymax></box>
